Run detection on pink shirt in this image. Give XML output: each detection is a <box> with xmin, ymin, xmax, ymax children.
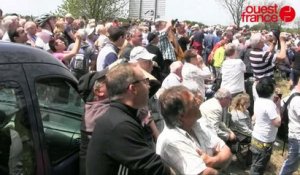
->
<box><xmin>52</xmin><ymin>52</ymin><xmax>64</xmax><ymax>62</ymax></box>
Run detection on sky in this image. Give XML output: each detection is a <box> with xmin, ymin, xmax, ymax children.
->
<box><xmin>1</xmin><ymin>0</ymin><xmax>300</xmax><ymax>26</ymax></box>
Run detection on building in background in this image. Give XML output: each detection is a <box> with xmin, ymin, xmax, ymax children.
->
<box><xmin>129</xmin><ymin>0</ymin><xmax>166</xmax><ymax>20</ymax></box>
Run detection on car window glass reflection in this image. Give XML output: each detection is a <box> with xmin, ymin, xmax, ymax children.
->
<box><xmin>0</xmin><ymin>83</ymin><xmax>35</xmax><ymax>175</ymax></box>
<box><xmin>36</xmin><ymin>79</ymin><xmax>83</xmax><ymax>164</ymax></box>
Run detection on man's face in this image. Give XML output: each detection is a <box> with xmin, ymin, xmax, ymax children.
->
<box><xmin>131</xmin><ymin>31</ymin><xmax>143</xmax><ymax>46</ymax></box>
<box><xmin>116</xmin><ymin>35</ymin><xmax>126</xmax><ymax>48</ymax></box>
<box><xmin>48</xmin><ymin>17</ymin><xmax>57</xmax><ymax>30</ymax></box>
<box><xmin>10</xmin><ymin>17</ymin><xmax>19</xmax><ymax>30</ymax></box>
<box><xmin>131</xmin><ymin>67</ymin><xmax>150</xmax><ymax>108</ymax></box>
<box><xmin>15</xmin><ymin>27</ymin><xmax>28</xmax><ymax>43</ymax></box>
<box><xmin>180</xmin><ymin>92</ymin><xmax>202</xmax><ymax>131</ymax></box>
<box><xmin>152</xmin><ymin>35</ymin><xmax>159</xmax><ymax>45</ymax></box>
<box><xmin>65</xmin><ymin>17</ymin><xmax>74</xmax><ymax>25</ymax></box>
<box><xmin>25</xmin><ymin>24</ymin><xmax>37</xmax><ymax>35</ymax></box>
<box><xmin>190</xmin><ymin>54</ymin><xmax>202</xmax><ymax>67</ymax></box>
<box><xmin>258</xmin><ymin>37</ymin><xmax>266</xmax><ymax>49</ymax></box>
<box><xmin>220</xmin><ymin>96</ymin><xmax>232</xmax><ymax>108</ymax></box>
<box><xmin>138</xmin><ymin>59</ymin><xmax>153</xmax><ymax>73</ymax></box>
<box><xmin>155</xmin><ymin>21</ymin><xmax>166</xmax><ymax>31</ymax></box>
<box><xmin>72</xmin><ymin>20</ymin><xmax>80</xmax><ymax>31</ymax></box>
<box><xmin>94</xmin><ymin>80</ymin><xmax>107</xmax><ymax>100</ymax></box>
<box><xmin>226</xmin><ymin>32</ymin><xmax>233</xmax><ymax>42</ymax></box>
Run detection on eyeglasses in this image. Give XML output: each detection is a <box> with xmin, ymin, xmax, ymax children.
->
<box><xmin>131</xmin><ymin>78</ymin><xmax>150</xmax><ymax>85</ymax></box>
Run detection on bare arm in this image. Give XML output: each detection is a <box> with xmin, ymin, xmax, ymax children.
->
<box><xmin>159</xmin><ymin>21</ymin><xmax>172</xmax><ymax>33</ymax></box>
<box><xmin>200</xmin><ymin>167</ymin><xmax>219</xmax><ymax>175</ymax></box>
<box><xmin>276</xmin><ymin>32</ymin><xmax>287</xmax><ymax>61</ymax></box>
<box><xmin>272</xmin><ymin>97</ymin><xmax>282</xmax><ymax>127</ymax></box>
<box><xmin>62</xmin><ymin>34</ymin><xmax>81</xmax><ymax>63</ymax></box>
<box><xmin>199</xmin><ymin>144</ymin><xmax>232</xmax><ymax>170</ymax></box>
<box><xmin>148</xmin><ymin>120</ymin><xmax>160</xmax><ymax>142</ymax></box>
<box><xmin>272</xmin><ymin>116</ymin><xmax>281</xmax><ymax>127</ymax></box>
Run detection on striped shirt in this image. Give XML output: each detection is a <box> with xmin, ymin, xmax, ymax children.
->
<box><xmin>249</xmin><ymin>49</ymin><xmax>276</xmax><ymax>79</ymax></box>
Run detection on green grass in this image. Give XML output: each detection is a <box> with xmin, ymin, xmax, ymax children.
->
<box><xmin>227</xmin><ymin>78</ymin><xmax>300</xmax><ymax>174</ymax></box>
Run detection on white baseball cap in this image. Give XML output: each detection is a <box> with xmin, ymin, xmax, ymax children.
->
<box><xmin>130</xmin><ymin>46</ymin><xmax>156</xmax><ymax>62</ymax></box>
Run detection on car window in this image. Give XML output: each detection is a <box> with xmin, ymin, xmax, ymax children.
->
<box><xmin>0</xmin><ymin>82</ymin><xmax>35</xmax><ymax>175</ymax></box>
<box><xmin>36</xmin><ymin>78</ymin><xmax>83</xmax><ymax>165</ymax></box>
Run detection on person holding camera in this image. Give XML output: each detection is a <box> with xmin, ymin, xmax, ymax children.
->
<box><xmin>249</xmin><ymin>31</ymin><xmax>288</xmax><ymax>80</ymax></box>
<box><xmin>154</xmin><ymin>19</ymin><xmax>177</xmax><ymax>74</ymax></box>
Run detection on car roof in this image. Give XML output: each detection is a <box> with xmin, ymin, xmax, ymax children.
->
<box><xmin>0</xmin><ymin>42</ymin><xmax>65</xmax><ymax>66</ymax></box>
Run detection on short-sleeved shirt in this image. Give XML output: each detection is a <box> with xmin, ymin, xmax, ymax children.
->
<box><xmin>249</xmin><ymin>49</ymin><xmax>276</xmax><ymax>79</ymax></box>
<box><xmin>52</xmin><ymin>52</ymin><xmax>65</xmax><ymax>62</ymax></box>
<box><xmin>287</xmin><ymin>92</ymin><xmax>300</xmax><ymax>140</ymax></box>
<box><xmin>161</xmin><ymin>73</ymin><xmax>181</xmax><ymax>89</ymax></box>
<box><xmin>156</xmin><ymin>126</ymin><xmax>207</xmax><ymax>175</ymax></box>
<box><xmin>221</xmin><ymin>58</ymin><xmax>246</xmax><ymax>94</ymax></box>
<box><xmin>252</xmin><ymin>98</ymin><xmax>278</xmax><ymax>143</ymax></box>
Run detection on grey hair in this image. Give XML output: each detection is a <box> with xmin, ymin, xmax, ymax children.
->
<box><xmin>250</xmin><ymin>33</ymin><xmax>263</xmax><ymax>49</ymax></box>
<box><xmin>24</xmin><ymin>21</ymin><xmax>36</xmax><ymax>31</ymax></box>
<box><xmin>169</xmin><ymin>61</ymin><xmax>183</xmax><ymax>73</ymax></box>
<box><xmin>233</xmin><ymin>33</ymin><xmax>241</xmax><ymax>40</ymax></box>
<box><xmin>106</xmin><ymin>63</ymin><xmax>138</xmax><ymax>100</ymax></box>
<box><xmin>224</xmin><ymin>43</ymin><xmax>236</xmax><ymax>57</ymax></box>
<box><xmin>214</xmin><ymin>88</ymin><xmax>231</xmax><ymax>100</ymax></box>
<box><xmin>128</xmin><ymin>26</ymin><xmax>142</xmax><ymax>37</ymax></box>
<box><xmin>93</xmin><ymin>78</ymin><xmax>105</xmax><ymax>92</ymax></box>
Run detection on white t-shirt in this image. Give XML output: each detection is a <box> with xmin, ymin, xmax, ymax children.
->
<box><xmin>252</xmin><ymin>98</ymin><xmax>278</xmax><ymax>143</ymax></box>
<box><xmin>221</xmin><ymin>58</ymin><xmax>246</xmax><ymax>94</ymax></box>
<box><xmin>287</xmin><ymin>92</ymin><xmax>300</xmax><ymax>140</ymax></box>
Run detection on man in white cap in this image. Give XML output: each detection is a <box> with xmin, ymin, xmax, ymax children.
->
<box><xmin>154</xmin><ymin>19</ymin><xmax>176</xmax><ymax>61</ymax></box>
<box><xmin>130</xmin><ymin>46</ymin><xmax>156</xmax><ymax>73</ymax></box>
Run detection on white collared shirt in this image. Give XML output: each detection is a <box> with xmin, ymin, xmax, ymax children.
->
<box><xmin>161</xmin><ymin>73</ymin><xmax>181</xmax><ymax>89</ymax></box>
<box><xmin>156</xmin><ymin>126</ymin><xmax>207</xmax><ymax>175</ymax></box>
<box><xmin>182</xmin><ymin>62</ymin><xmax>211</xmax><ymax>98</ymax></box>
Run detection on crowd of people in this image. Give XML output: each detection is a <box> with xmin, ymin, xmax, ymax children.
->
<box><xmin>1</xmin><ymin>8</ymin><xmax>300</xmax><ymax>175</ymax></box>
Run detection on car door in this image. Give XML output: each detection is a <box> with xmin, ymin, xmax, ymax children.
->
<box><xmin>22</xmin><ymin>63</ymin><xmax>83</xmax><ymax>175</ymax></box>
<box><xmin>0</xmin><ymin>64</ymin><xmax>41</xmax><ymax>175</ymax></box>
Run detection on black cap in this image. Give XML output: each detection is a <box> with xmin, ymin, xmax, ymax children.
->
<box><xmin>147</xmin><ymin>32</ymin><xmax>159</xmax><ymax>43</ymax></box>
<box><xmin>78</xmin><ymin>68</ymin><xmax>108</xmax><ymax>102</ymax></box>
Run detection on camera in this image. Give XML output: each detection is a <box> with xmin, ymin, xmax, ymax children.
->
<box><xmin>171</xmin><ymin>19</ymin><xmax>179</xmax><ymax>27</ymax></box>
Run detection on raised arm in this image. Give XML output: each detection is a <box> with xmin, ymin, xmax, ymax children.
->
<box><xmin>62</xmin><ymin>33</ymin><xmax>81</xmax><ymax>63</ymax></box>
<box><xmin>275</xmin><ymin>32</ymin><xmax>287</xmax><ymax>61</ymax></box>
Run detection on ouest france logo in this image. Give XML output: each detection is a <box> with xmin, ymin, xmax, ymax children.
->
<box><xmin>241</xmin><ymin>4</ymin><xmax>296</xmax><ymax>23</ymax></box>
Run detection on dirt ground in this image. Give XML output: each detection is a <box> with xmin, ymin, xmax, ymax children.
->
<box><xmin>226</xmin><ymin>134</ymin><xmax>300</xmax><ymax>175</ymax></box>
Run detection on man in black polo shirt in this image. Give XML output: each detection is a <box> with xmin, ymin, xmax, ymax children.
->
<box><xmin>86</xmin><ymin>63</ymin><xmax>172</xmax><ymax>175</ymax></box>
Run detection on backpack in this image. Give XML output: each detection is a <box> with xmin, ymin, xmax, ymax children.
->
<box><xmin>278</xmin><ymin>92</ymin><xmax>300</xmax><ymax>141</ymax></box>
<box><xmin>71</xmin><ymin>44</ymin><xmax>95</xmax><ymax>79</ymax></box>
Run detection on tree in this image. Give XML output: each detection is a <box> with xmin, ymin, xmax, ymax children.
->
<box><xmin>215</xmin><ymin>0</ymin><xmax>246</xmax><ymax>29</ymax></box>
<box><xmin>293</xmin><ymin>16</ymin><xmax>300</xmax><ymax>30</ymax></box>
<box><xmin>257</xmin><ymin>0</ymin><xmax>285</xmax><ymax>31</ymax></box>
<box><xmin>55</xmin><ymin>0</ymin><xmax>129</xmax><ymax>22</ymax></box>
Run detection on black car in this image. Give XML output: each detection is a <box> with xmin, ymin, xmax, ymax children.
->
<box><xmin>0</xmin><ymin>42</ymin><xmax>83</xmax><ymax>175</ymax></box>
